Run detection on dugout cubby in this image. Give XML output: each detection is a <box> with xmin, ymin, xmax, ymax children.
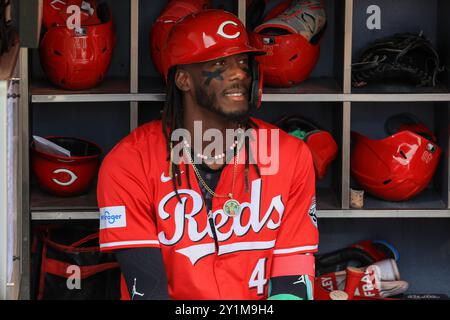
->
<box><xmin>29</xmin><ymin>0</ymin><xmax>132</xmax><ymax>96</ymax></box>
<box><xmin>30</xmin><ymin>102</ymin><xmax>131</xmax><ymax>215</ymax></box>
<box><xmin>138</xmin><ymin>0</ymin><xmax>346</xmax><ymax>95</ymax></box>
<box><xmin>31</xmin><ymin>102</ymin><xmax>131</xmax><ymax>158</ymax></box>
<box><xmin>318</xmin><ymin>218</ymin><xmax>450</xmax><ymax>296</ymax></box>
<box><xmin>351</xmin><ymin>0</ymin><xmax>450</xmax><ymax>94</ymax></box>
<box><xmin>260</xmin><ymin>0</ymin><xmax>346</xmax><ymax>96</ymax></box>
<box><xmin>14</xmin><ymin>0</ymin><xmax>450</xmax><ymax>299</ymax></box>
<box><xmin>253</xmin><ymin>101</ymin><xmax>343</xmax><ymax>210</ymax></box>
<box><xmin>349</xmin><ymin>101</ymin><xmax>450</xmax><ymax>210</ymax></box>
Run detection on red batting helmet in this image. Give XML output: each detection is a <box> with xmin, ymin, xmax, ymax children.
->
<box><xmin>39</xmin><ymin>2</ymin><xmax>115</xmax><ymax>90</ymax></box>
<box><xmin>150</xmin><ymin>0</ymin><xmax>211</xmax><ymax>75</ymax></box>
<box><xmin>249</xmin><ymin>30</ymin><xmax>320</xmax><ymax>87</ymax></box>
<box><xmin>351</xmin><ymin>128</ymin><xmax>441</xmax><ymax>202</ymax></box>
<box><xmin>31</xmin><ymin>136</ymin><xmax>102</xmax><ymax>197</ymax></box>
<box><xmin>276</xmin><ymin>116</ymin><xmax>338</xmax><ymax>179</ymax></box>
<box><xmin>161</xmin><ymin>9</ymin><xmax>265</xmax><ymax>79</ymax></box>
<box><xmin>162</xmin><ymin>9</ymin><xmax>265</xmax><ymax>108</ymax></box>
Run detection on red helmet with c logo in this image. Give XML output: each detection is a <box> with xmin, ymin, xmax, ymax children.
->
<box><xmin>161</xmin><ymin>9</ymin><xmax>265</xmax><ymax>80</ymax></box>
<box><xmin>31</xmin><ymin>136</ymin><xmax>102</xmax><ymax>197</ymax></box>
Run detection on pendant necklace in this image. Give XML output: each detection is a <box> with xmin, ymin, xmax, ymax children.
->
<box><xmin>183</xmin><ymin>142</ymin><xmax>240</xmax><ymax>217</ymax></box>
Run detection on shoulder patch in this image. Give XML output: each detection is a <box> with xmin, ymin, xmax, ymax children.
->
<box><xmin>100</xmin><ymin>205</ymin><xmax>127</xmax><ymax>229</ymax></box>
<box><xmin>308</xmin><ymin>196</ymin><xmax>318</xmax><ymax>228</ymax></box>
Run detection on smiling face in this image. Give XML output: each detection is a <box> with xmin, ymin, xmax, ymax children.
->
<box><xmin>177</xmin><ymin>53</ymin><xmax>252</xmax><ymax>122</ymax></box>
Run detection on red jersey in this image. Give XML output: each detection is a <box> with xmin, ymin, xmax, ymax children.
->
<box><xmin>97</xmin><ymin>118</ymin><xmax>318</xmax><ymax>299</ymax></box>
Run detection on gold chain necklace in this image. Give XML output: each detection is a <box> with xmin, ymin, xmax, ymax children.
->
<box><xmin>183</xmin><ymin>144</ymin><xmax>241</xmax><ymax>217</ymax></box>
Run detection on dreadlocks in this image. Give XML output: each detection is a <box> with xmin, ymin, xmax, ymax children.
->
<box><xmin>162</xmin><ymin>65</ymin><xmax>262</xmax><ymax>204</ymax></box>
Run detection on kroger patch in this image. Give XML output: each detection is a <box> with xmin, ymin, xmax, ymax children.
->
<box><xmin>100</xmin><ymin>205</ymin><xmax>127</xmax><ymax>229</ymax></box>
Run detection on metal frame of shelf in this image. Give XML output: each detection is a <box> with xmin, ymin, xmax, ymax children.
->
<box><xmin>0</xmin><ymin>38</ymin><xmax>21</xmax><ymax>300</ymax></box>
<box><xmin>30</xmin><ymin>209</ymin><xmax>450</xmax><ymax>221</ymax></box>
<box><xmin>19</xmin><ymin>47</ymin><xmax>30</xmax><ymax>300</ymax></box>
<box><xmin>30</xmin><ymin>92</ymin><xmax>450</xmax><ymax>103</ymax></box>
<box><xmin>19</xmin><ymin>0</ymin><xmax>450</xmax><ymax>298</ymax></box>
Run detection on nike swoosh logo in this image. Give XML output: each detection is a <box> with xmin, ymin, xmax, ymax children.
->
<box><xmin>293</xmin><ymin>275</ymin><xmax>307</xmax><ymax>285</ymax></box>
<box><xmin>161</xmin><ymin>171</ymin><xmax>184</xmax><ymax>183</ymax></box>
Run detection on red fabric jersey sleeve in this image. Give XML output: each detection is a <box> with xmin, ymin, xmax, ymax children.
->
<box><xmin>273</xmin><ymin>140</ymin><xmax>318</xmax><ymax>256</ymax></box>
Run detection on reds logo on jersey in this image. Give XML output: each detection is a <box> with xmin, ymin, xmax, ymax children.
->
<box><xmin>157</xmin><ymin>178</ymin><xmax>284</xmax><ymax>265</ymax></box>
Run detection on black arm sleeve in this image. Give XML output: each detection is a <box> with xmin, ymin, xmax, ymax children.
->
<box><xmin>114</xmin><ymin>247</ymin><xmax>169</xmax><ymax>300</ymax></box>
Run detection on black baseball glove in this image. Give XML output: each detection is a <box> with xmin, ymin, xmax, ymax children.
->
<box><xmin>351</xmin><ymin>32</ymin><xmax>444</xmax><ymax>88</ymax></box>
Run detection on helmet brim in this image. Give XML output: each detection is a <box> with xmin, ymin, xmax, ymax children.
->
<box><xmin>177</xmin><ymin>45</ymin><xmax>266</xmax><ymax>67</ymax></box>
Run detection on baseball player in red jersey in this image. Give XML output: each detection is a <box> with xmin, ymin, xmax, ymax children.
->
<box><xmin>97</xmin><ymin>9</ymin><xmax>318</xmax><ymax>300</ymax></box>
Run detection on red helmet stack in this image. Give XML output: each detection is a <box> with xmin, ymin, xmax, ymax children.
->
<box><xmin>40</xmin><ymin>0</ymin><xmax>115</xmax><ymax>90</ymax></box>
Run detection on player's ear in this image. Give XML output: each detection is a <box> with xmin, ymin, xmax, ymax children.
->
<box><xmin>174</xmin><ymin>68</ymin><xmax>192</xmax><ymax>92</ymax></box>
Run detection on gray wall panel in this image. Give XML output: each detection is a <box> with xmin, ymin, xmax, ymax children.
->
<box><xmin>352</xmin><ymin>0</ymin><xmax>438</xmax><ymax>57</ymax></box>
<box><xmin>32</xmin><ymin>102</ymin><xmax>130</xmax><ymax>158</ymax></box>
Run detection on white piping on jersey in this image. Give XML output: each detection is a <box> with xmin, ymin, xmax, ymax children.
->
<box><xmin>100</xmin><ymin>240</ymin><xmax>160</xmax><ymax>249</ymax></box>
<box><xmin>218</xmin><ymin>240</ymin><xmax>276</xmax><ymax>255</ymax></box>
<box><xmin>176</xmin><ymin>240</ymin><xmax>276</xmax><ymax>265</ymax></box>
<box><xmin>176</xmin><ymin>243</ymin><xmax>216</xmax><ymax>265</ymax></box>
<box><xmin>273</xmin><ymin>244</ymin><xmax>318</xmax><ymax>255</ymax></box>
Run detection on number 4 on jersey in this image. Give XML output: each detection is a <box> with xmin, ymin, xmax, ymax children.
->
<box><xmin>249</xmin><ymin>258</ymin><xmax>267</xmax><ymax>295</ymax></box>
